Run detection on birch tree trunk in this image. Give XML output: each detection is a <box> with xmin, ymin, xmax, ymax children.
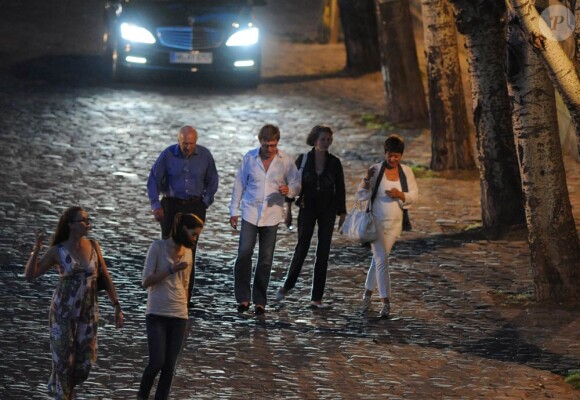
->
<box><xmin>568</xmin><ymin>0</ymin><xmax>580</xmax><ymax>159</ymax></box>
<box><xmin>506</xmin><ymin>18</ymin><xmax>580</xmax><ymax>302</ymax></box>
<box><xmin>337</xmin><ymin>0</ymin><xmax>381</xmax><ymax>75</ymax></box>
<box><xmin>421</xmin><ymin>0</ymin><xmax>475</xmax><ymax>170</ymax></box>
<box><xmin>374</xmin><ymin>0</ymin><xmax>429</xmax><ymax>125</ymax></box>
<box><xmin>576</xmin><ymin>1</ymin><xmax>580</xmax><ymax>69</ymax></box>
<box><xmin>447</xmin><ymin>0</ymin><xmax>526</xmax><ymax>231</ymax></box>
<box><xmin>511</xmin><ymin>0</ymin><xmax>580</xmax><ymax>158</ymax></box>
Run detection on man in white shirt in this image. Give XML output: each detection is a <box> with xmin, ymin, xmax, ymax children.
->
<box><xmin>229</xmin><ymin>124</ymin><xmax>301</xmax><ymax>315</ymax></box>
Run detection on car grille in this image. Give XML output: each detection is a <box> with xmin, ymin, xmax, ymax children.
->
<box><xmin>157</xmin><ymin>26</ymin><xmax>223</xmax><ymax>50</ymax></box>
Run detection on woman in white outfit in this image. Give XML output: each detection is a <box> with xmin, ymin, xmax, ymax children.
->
<box><xmin>356</xmin><ymin>135</ymin><xmax>418</xmax><ymax>317</ymax></box>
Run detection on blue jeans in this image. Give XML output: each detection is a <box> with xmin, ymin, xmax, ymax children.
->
<box><xmin>234</xmin><ymin>219</ymin><xmax>278</xmax><ymax>306</ymax></box>
<box><xmin>138</xmin><ymin>314</ymin><xmax>187</xmax><ymax>400</ymax></box>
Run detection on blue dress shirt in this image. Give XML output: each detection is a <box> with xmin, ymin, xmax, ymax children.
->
<box><xmin>147</xmin><ymin>144</ymin><xmax>219</xmax><ymax>210</ymax></box>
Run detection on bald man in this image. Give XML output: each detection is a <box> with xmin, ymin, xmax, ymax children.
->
<box><xmin>147</xmin><ymin>125</ymin><xmax>219</xmax><ymax>307</ymax></box>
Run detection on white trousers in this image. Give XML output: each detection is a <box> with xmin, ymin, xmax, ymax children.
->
<box><xmin>365</xmin><ymin>219</ymin><xmax>400</xmax><ymax>299</ymax></box>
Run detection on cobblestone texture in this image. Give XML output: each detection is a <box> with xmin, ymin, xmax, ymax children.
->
<box><xmin>1</xmin><ymin>1</ymin><xmax>579</xmax><ymax>399</ymax></box>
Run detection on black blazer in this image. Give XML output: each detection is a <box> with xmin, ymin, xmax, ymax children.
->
<box><xmin>295</xmin><ymin>148</ymin><xmax>347</xmax><ymax>215</ymax></box>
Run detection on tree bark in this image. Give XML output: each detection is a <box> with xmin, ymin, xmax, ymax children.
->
<box><xmin>447</xmin><ymin>0</ymin><xmax>526</xmax><ymax>231</ymax></box>
<box><xmin>511</xmin><ymin>0</ymin><xmax>580</xmax><ymax>159</ymax></box>
<box><xmin>374</xmin><ymin>0</ymin><xmax>429</xmax><ymax>125</ymax></box>
<box><xmin>337</xmin><ymin>0</ymin><xmax>381</xmax><ymax>75</ymax></box>
<box><xmin>421</xmin><ymin>0</ymin><xmax>476</xmax><ymax>170</ymax></box>
<box><xmin>506</xmin><ymin>17</ymin><xmax>580</xmax><ymax>302</ymax></box>
<box><xmin>576</xmin><ymin>0</ymin><xmax>580</xmax><ymax>70</ymax></box>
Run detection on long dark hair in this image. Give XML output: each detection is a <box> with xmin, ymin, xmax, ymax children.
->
<box><xmin>171</xmin><ymin>213</ymin><xmax>204</xmax><ymax>248</ymax></box>
<box><xmin>51</xmin><ymin>206</ymin><xmax>84</xmax><ymax>246</ymax></box>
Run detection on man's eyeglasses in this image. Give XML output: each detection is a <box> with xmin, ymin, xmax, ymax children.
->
<box><xmin>73</xmin><ymin>217</ymin><xmax>92</xmax><ymax>224</ymax></box>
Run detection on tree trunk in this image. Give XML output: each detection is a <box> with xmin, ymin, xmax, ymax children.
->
<box><xmin>337</xmin><ymin>0</ymin><xmax>381</xmax><ymax>75</ymax></box>
<box><xmin>421</xmin><ymin>0</ymin><xmax>476</xmax><ymax>170</ymax></box>
<box><xmin>511</xmin><ymin>0</ymin><xmax>580</xmax><ymax>159</ymax></box>
<box><xmin>576</xmin><ymin>0</ymin><xmax>580</xmax><ymax>71</ymax></box>
<box><xmin>506</xmin><ymin>17</ymin><xmax>580</xmax><ymax>302</ymax></box>
<box><xmin>447</xmin><ymin>0</ymin><xmax>526</xmax><ymax>231</ymax></box>
<box><xmin>374</xmin><ymin>0</ymin><xmax>429</xmax><ymax>125</ymax></box>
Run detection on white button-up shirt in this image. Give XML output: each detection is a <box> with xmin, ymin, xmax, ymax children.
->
<box><xmin>229</xmin><ymin>148</ymin><xmax>301</xmax><ymax>227</ymax></box>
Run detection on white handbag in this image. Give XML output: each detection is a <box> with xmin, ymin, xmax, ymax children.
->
<box><xmin>340</xmin><ymin>199</ymin><xmax>377</xmax><ymax>243</ymax></box>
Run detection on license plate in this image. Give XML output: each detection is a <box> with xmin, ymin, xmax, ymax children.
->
<box><xmin>170</xmin><ymin>52</ymin><xmax>213</xmax><ymax>64</ymax></box>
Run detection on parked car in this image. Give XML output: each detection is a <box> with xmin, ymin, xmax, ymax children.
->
<box><xmin>103</xmin><ymin>0</ymin><xmax>265</xmax><ymax>86</ymax></box>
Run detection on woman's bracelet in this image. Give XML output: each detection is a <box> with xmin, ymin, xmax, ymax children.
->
<box><xmin>167</xmin><ymin>264</ymin><xmax>174</xmax><ymax>275</ymax></box>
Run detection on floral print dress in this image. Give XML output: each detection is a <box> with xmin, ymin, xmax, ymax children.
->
<box><xmin>47</xmin><ymin>244</ymin><xmax>99</xmax><ymax>400</ymax></box>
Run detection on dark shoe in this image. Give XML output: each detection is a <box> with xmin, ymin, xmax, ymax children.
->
<box><xmin>237</xmin><ymin>302</ymin><xmax>250</xmax><ymax>313</ymax></box>
<box><xmin>254</xmin><ymin>305</ymin><xmax>266</xmax><ymax>315</ymax></box>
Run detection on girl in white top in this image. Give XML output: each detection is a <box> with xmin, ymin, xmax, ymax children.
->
<box><xmin>356</xmin><ymin>135</ymin><xmax>418</xmax><ymax>318</ymax></box>
<box><xmin>138</xmin><ymin>213</ymin><xmax>203</xmax><ymax>400</ymax></box>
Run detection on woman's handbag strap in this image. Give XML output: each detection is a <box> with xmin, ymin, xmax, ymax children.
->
<box><xmin>368</xmin><ymin>161</ymin><xmax>387</xmax><ymax>212</ymax></box>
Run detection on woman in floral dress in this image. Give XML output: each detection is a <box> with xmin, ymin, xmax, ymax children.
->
<box><xmin>24</xmin><ymin>206</ymin><xmax>124</xmax><ymax>399</ymax></box>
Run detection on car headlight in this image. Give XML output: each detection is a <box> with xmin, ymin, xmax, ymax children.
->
<box><xmin>226</xmin><ymin>27</ymin><xmax>259</xmax><ymax>47</ymax></box>
<box><xmin>120</xmin><ymin>23</ymin><xmax>156</xmax><ymax>44</ymax></box>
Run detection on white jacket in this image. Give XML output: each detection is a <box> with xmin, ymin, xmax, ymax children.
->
<box><xmin>356</xmin><ymin>162</ymin><xmax>418</xmax><ymax>223</ymax></box>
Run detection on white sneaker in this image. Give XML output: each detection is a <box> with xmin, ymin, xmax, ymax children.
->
<box><xmin>361</xmin><ymin>294</ymin><xmax>373</xmax><ymax>313</ymax></box>
<box><xmin>311</xmin><ymin>301</ymin><xmax>331</xmax><ymax>309</ymax></box>
<box><xmin>275</xmin><ymin>288</ymin><xmax>287</xmax><ymax>301</ymax></box>
<box><xmin>380</xmin><ymin>300</ymin><xmax>391</xmax><ymax>318</ymax></box>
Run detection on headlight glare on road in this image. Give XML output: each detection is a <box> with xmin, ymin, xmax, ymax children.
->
<box><xmin>120</xmin><ymin>23</ymin><xmax>156</xmax><ymax>44</ymax></box>
<box><xmin>226</xmin><ymin>27</ymin><xmax>259</xmax><ymax>46</ymax></box>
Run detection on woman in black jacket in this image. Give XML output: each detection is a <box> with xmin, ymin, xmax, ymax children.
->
<box><xmin>277</xmin><ymin>125</ymin><xmax>346</xmax><ymax>308</ymax></box>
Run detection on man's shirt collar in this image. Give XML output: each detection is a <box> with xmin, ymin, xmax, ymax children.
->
<box><xmin>172</xmin><ymin>144</ymin><xmax>198</xmax><ymax>158</ymax></box>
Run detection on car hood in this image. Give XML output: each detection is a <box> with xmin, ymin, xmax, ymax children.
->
<box><xmin>118</xmin><ymin>1</ymin><xmax>252</xmax><ymax>29</ymax></box>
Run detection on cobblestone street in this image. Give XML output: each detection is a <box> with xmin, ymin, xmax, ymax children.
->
<box><xmin>1</xmin><ymin>1</ymin><xmax>580</xmax><ymax>399</ymax></box>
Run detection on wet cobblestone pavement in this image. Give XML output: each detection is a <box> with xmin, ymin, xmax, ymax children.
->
<box><xmin>1</xmin><ymin>1</ymin><xmax>580</xmax><ymax>399</ymax></box>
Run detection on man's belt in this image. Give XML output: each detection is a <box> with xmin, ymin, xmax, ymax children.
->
<box><xmin>164</xmin><ymin>196</ymin><xmax>201</xmax><ymax>205</ymax></box>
